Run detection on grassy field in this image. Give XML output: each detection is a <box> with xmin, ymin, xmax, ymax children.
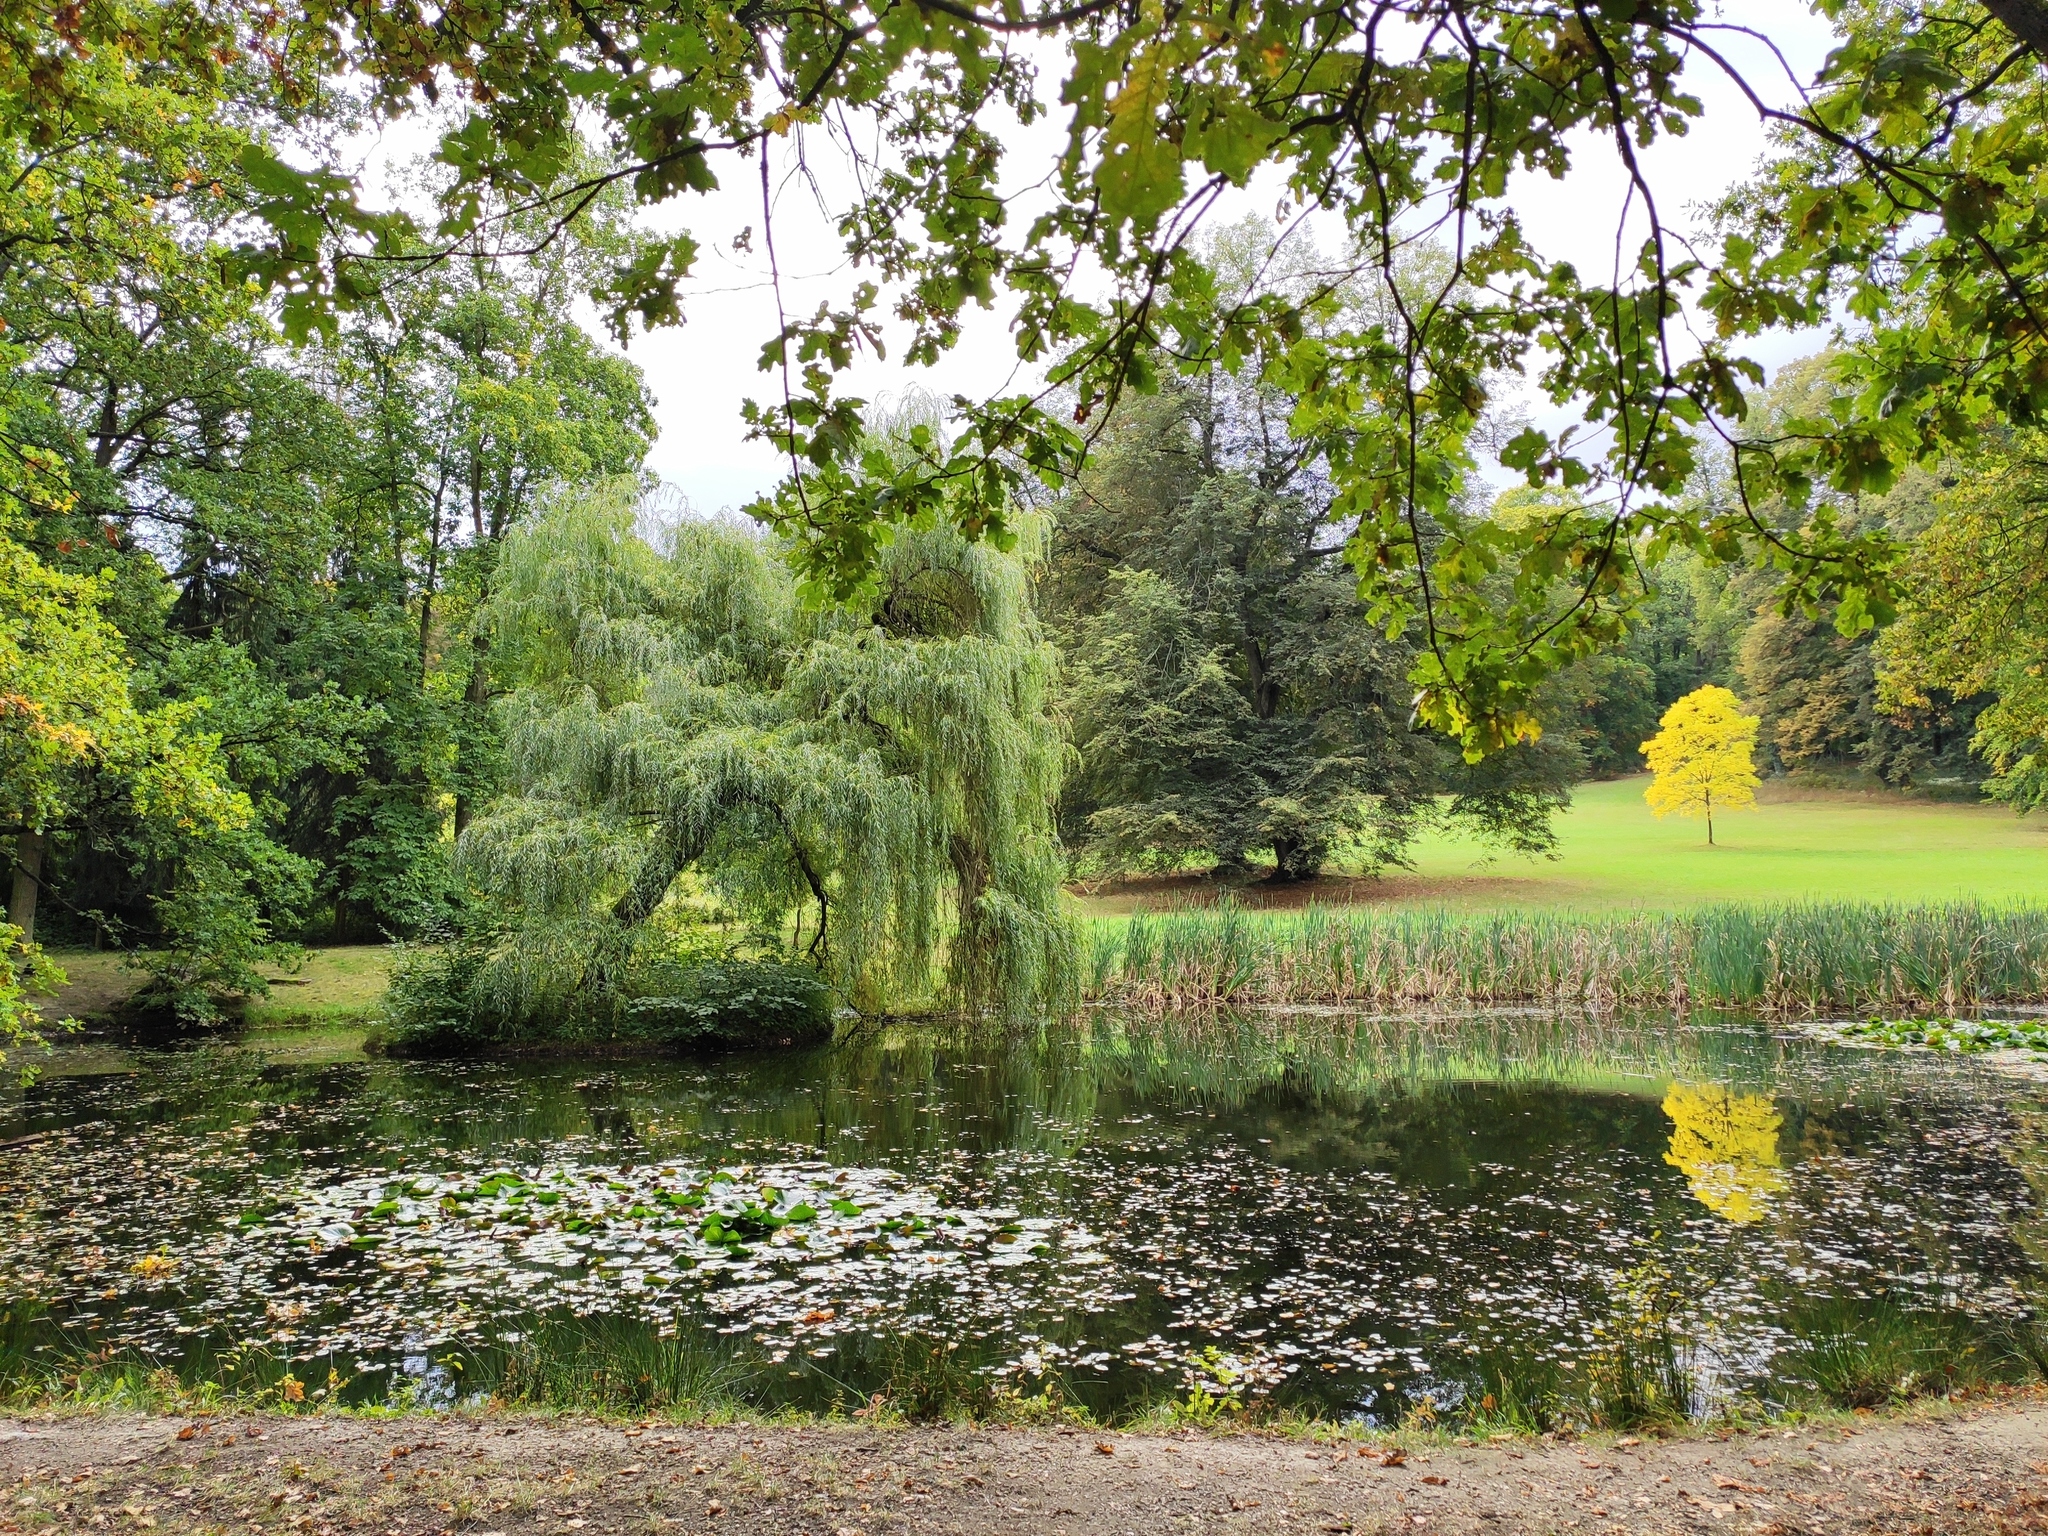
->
<box><xmin>1078</xmin><ymin>777</ymin><xmax>2048</xmax><ymax>914</ymax></box>
<box><xmin>1412</xmin><ymin>775</ymin><xmax>2048</xmax><ymax>909</ymax></box>
<box><xmin>38</xmin><ymin>945</ymin><xmax>394</xmax><ymax>1028</ymax></box>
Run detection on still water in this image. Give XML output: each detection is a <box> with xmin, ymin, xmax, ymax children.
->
<box><xmin>0</xmin><ymin>1011</ymin><xmax>2042</xmax><ymax>1420</ymax></box>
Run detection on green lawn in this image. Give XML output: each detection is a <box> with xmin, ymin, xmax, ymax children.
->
<box><xmin>38</xmin><ymin>944</ymin><xmax>395</xmax><ymax>1027</ymax></box>
<box><xmin>1395</xmin><ymin>775</ymin><xmax>2048</xmax><ymax>910</ymax></box>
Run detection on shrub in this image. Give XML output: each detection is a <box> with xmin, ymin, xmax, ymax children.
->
<box><xmin>621</xmin><ymin>959</ymin><xmax>833</xmax><ymax>1049</ymax></box>
<box><xmin>379</xmin><ymin>936</ymin><xmax>831</xmax><ymax>1056</ymax></box>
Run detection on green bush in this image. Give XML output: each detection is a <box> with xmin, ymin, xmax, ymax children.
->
<box><xmin>376</xmin><ymin>932</ymin><xmax>502</xmax><ymax>1055</ymax></box>
<box><xmin>380</xmin><ymin>937</ymin><xmax>831</xmax><ymax>1056</ymax></box>
<box><xmin>622</xmin><ymin>959</ymin><xmax>833</xmax><ymax>1049</ymax></box>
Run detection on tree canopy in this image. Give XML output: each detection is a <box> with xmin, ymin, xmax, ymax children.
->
<box><xmin>23</xmin><ymin>0</ymin><xmax>2042</xmax><ymax>758</ymax></box>
<box><xmin>11</xmin><ymin>0</ymin><xmax>2048</xmax><ymax>1024</ymax></box>
<box><xmin>455</xmin><ymin>478</ymin><xmax>1072</xmax><ymax>1023</ymax></box>
<box><xmin>1641</xmin><ymin>684</ymin><xmax>1761</xmax><ymax>844</ymax></box>
<box><xmin>1049</xmin><ymin>381</ymin><xmax>1576</xmax><ymax>880</ymax></box>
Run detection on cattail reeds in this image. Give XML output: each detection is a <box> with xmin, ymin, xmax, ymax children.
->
<box><xmin>1079</xmin><ymin>900</ymin><xmax>2048</xmax><ymax>1014</ymax></box>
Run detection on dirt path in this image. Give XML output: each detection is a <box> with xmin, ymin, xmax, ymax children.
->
<box><xmin>0</xmin><ymin>1397</ymin><xmax>2043</xmax><ymax>1536</ymax></box>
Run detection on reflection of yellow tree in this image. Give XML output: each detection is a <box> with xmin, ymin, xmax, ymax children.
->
<box><xmin>1662</xmin><ymin>1084</ymin><xmax>1787</xmax><ymax>1223</ymax></box>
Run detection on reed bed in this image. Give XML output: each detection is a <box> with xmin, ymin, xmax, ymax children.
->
<box><xmin>1078</xmin><ymin>900</ymin><xmax>2048</xmax><ymax>1013</ymax></box>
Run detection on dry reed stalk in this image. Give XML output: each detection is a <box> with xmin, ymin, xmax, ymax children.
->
<box><xmin>1077</xmin><ymin>900</ymin><xmax>2048</xmax><ymax>1015</ymax></box>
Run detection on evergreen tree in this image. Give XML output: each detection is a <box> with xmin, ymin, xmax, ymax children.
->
<box><xmin>1050</xmin><ymin>384</ymin><xmax>1574</xmax><ymax>882</ymax></box>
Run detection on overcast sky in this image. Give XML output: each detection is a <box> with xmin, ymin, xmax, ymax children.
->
<box><xmin>357</xmin><ymin>3</ymin><xmax>1845</xmax><ymax>516</ymax></box>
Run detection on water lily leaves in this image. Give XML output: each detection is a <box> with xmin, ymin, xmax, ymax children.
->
<box><xmin>0</xmin><ymin>1041</ymin><xmax>2032</xmax><ymax>1421</ymax></box>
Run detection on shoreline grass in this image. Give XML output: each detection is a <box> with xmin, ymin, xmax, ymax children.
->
<box><xmin>3</xmin><ymin>1299</ymin><xmax>2039</xmax><ymax>1437</ymax></box>
<box><xmin>37</xmin><ymin>900</ymin><xmax>2048</xmax><ymax>1038</ymax></box>
<box><xmin>1080</xmin><ymin>899</ymin><xmax>2048</xmax><ymax>1013</ymax></box>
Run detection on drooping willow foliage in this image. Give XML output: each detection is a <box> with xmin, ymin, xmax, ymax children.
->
<box><xmin>454</xmin><ymin>479</ymin><xmax>1074</xmax><ymax>1021</ymax></box>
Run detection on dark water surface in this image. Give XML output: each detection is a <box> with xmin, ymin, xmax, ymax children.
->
<box><xmin>1</xmin><ymin>1011</ymin><xmax>2042</xmax><ymax>1421</ymax></box>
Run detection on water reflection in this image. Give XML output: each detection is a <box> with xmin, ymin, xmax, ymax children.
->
<box><xmin>0</xmin><ymin>1010</ymin><xmax>2040</xmax><ymax>1421</ymax></box>
<box><xmin>1661</xmin><ymin>1085</ymin><xmax>1788</xmax><ymax>1224</ymax></box>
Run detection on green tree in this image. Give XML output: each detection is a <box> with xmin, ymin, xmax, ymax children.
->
<box><xmin>115</xmin><ymin>0</ymin><xmax>2043</xmax><ymax>759</ymax></box>
<box><xmin>450</xmin><ymin>475</ymin><xmax>1072</xmax><ymax>1025</ymax></box>
<box><xmin>1051</xmin><ymin>385</ymin><xmax>1575</xmax><ymax>882</ymax></box>
<box><xmin>0</xmin><ymin>519</ymin><xmax>271</xmax><ymax>1018</ymax></box>
<box><xmin>1878</xmin><ymin>431</ymin><xmax>2048</xmax><ymax>809</ymax></box>
<box><xmin>22</xmin><ymin>2</ymin><xmax>2048</xmax><ymax>763</ymax></box>
<box><xmin>1658</xmin><ymin>359</ymin><xmax>1989</xmax><ymax>796</ymax></box>
<box><xmin>4</xmin><ymin>82</ymin><xmax>660</xmax><ymax>955</ymax></box>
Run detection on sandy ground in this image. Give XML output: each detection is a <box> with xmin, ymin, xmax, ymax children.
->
<box><xmin>0</xmin><ymin>1396</ymin><xmax>2043</xmax><ymax>1536</ymax></box>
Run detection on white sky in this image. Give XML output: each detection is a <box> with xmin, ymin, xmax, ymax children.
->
<box><xmin>355</xmin><ymin>3</ymin><xmax>1846</xmax><ymax>516</ymax></box>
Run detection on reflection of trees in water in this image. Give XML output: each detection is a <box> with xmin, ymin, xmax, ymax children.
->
<box><xmin>572</xmin><ymin>1077</ymin><xmax>643</xmax><ymax>1148</ymax></box>
<box><xmin>7</xmin><ymin>1017</ymin><xmax>2043</xmax><ymax>1422</ymax></box>
<box><xmin>1661</xmin><ymin>1084</ymin><xmax>1786</xmax><ymax>1224</ymax></box>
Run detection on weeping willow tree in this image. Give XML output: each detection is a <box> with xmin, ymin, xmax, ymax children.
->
<box><xmin>449</xmin><ymin>474</ymin><xmax>1074</xmax><ymax>1024</ymax></box>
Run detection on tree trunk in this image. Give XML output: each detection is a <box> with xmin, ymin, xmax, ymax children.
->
<box><xmin>418</xmin><ymin>496</ymin><xmax>444</xmax><ymax>683</ymax></box>
<box><xmin>612</xmin><ymin>828</ymin><xmax>685</xmax><ymax>927</ymax></box>
<box><xmin>949</xmin><ymin>830</ymin><xmax>993</xmax><ymax>1002</ymax></box>
<box><xmin>8</xmin><ymin>832</ymin><xmax>44</xmax><ymax>944</ymax></box>
<box><xmin>1981</xmin><ymin>0</ymin><xmax>2048</xmax><ymax>57</ymax></box>
<box><xmin>1269</xmin><ymin>832</ymin><xmax>1322</xmax><ymax>883</ymax></box>
<box><xmin>452</xmin><ymin>634</ymin><xmax>488</xmax><ymax>839</ymax></box>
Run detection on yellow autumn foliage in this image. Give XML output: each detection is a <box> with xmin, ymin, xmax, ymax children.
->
<box><xmin>1641</xmin><ymin>685</ymin><xmax>1760</xmax><ymax>845</ymax></box>
<box><xmin>1662</xmin><ymin>1083</ymin><xmax>1787</xmax><ymax>1224</ymax></box>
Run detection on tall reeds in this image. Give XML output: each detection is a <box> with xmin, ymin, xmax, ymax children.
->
<box><xmin>1079</xmin><ymin>900</ymin><xmax>2048</xmax><ymax>1013</ymax></box>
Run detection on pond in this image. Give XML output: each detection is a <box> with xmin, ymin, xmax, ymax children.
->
<box><xmin>1</xmin><ymin>1011</ymin><xmax>2043</xmax><ymax>1426</ymax></box>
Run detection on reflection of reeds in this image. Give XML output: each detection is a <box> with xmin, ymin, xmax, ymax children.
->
<box><xmin>1081</xmin><ymin>901</ymin><xmax>2048</xmax><ymax>1013</ymax></box>
<box><xmin>1081</xmin><ymin>1008</ymin><xmax>1786</xmax><ymax>1108</ymax></box>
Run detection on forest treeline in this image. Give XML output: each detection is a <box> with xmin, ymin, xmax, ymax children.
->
<box><xmin>2</xmin><ymin>99</ymin><xmax>2042</xmax><ymax>1033</ymax></box>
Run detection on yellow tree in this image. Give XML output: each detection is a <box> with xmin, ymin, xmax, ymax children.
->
<box><xmin>1641</xmin><ymin>685</ymin><xmax>1760</xmax><ymax>846</ymax></box>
